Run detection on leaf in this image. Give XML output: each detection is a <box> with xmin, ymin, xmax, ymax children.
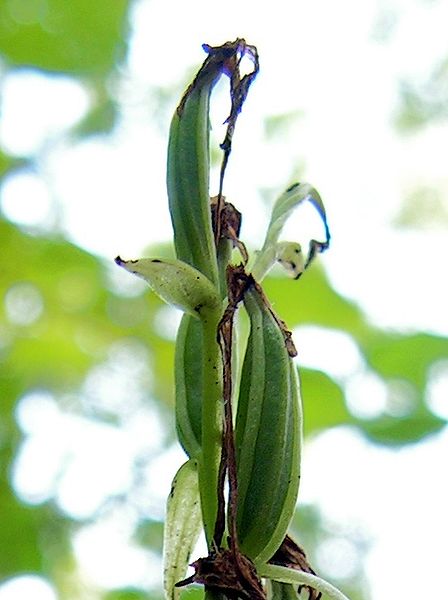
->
<box><xmin>361</xmin><ymin>410</ymin><xmax>445</xmax><ymax>445</ymax></box>
<box><xmin>163</xmin><ymin>460</ymin><xmax>202</xmax><ymax>600</ymax></box>
<box><xmin>300</xmin><ymin>369</ymin><xmax>354</xmax><ymax>436</ymax></box>
<box><xmin>0</xmin><ymin>480</ymin><xmax>43</xmax><ymax>576</ymax></box>
<box><xmin>74</xmin><ymin>86</ymin><xmax>118</xmax><ymax>137</ymax></box>
<box><xmin>365</xmin><ymin>333</ymin><xmax>448</xmax><ymax>391</ymax></box>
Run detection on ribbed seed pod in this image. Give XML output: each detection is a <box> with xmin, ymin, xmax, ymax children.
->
<box><xmin>235</xmin><ymin>285</ymin><xmax>302</xmax><ymax>564</ymax></box>
<box><xmin>175</xmin><ymin>314</ymin><xmax>203</xmax><ymax>458</ymax></box>
<box><xmin>166</xmin><ymin>51</ymin><xmax>221</xmax><ymax>287</ymax></box>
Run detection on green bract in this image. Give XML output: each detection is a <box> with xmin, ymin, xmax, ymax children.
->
<box><xmin>163</xmin><ymin>459</ymin><xmax>202</xmax><ymax>600</ymax></box>
<box><xmin>115</xmin><ymin>256</ymin><xmax>220</xmax><ymax>318</ymax></box>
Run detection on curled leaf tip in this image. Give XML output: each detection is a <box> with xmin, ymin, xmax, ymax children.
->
<box><xmin>251</xmin><ymin>182</ymin><xmax>330</xmax><ymax>281</ymax></box>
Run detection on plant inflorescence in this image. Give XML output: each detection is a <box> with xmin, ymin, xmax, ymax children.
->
<box><xmin>116</xmin><ymin>39</ymin><xmax>349</xmax><ymax>600</ymax></box>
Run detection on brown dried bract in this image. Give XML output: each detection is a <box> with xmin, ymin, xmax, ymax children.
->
<box><xmin>176</xmin><ymin>39</ymin><xmax>258</xmax><ymax>120</ymax></box>
<box><xmin>176</xmin><ymin>548</ymin><xmax>266</xmax><ymax>600</ymax></box>
<box><xmin>270</xmin><ymin>535</ymin><xmax>322</xmax><ymax>600</ymax></box>
<box><xmin>251</xmin><ymin>281</ymin><xmax>298</xmax><ymax>357</ymax></box>
<box><xmin>210</xmin><ymin>196</ymin><xmax>248</xmax><ymax>264</ymax></box>
<box><xmin>215</xmin><ymin>265</ymin><xmax>253</xmax><ymax>550</ymax></box>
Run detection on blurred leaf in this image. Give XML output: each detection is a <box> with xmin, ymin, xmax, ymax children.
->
<box><xmin>263</xmin><ymin>268</ymin><xmax>370</xmax><ymax>339</ymax></box>
<box><xmin>394</xmin><ymin>58</ymin><xmax>448</xmax><ymax>132</ymax></box>
<box><xmin>104</xmin><ymin>590</ymin><xmax>156</xmax><ymax>600</ymax></box>
<box><xmin>263</xmin><ymin>110</ymin><xmax>303</xmax><ymax>139</ymax></box>
<box><xmin>0</xmin><ymin>0</ymin><xmax>130</xmax><ymax>75</ymax></box>
<box><xmin>0</xmin><ymin>219</ymin><xmax>177</xmax><ymax>407</ymax></box>
<box><xmin>0</xmin><ymin>218</ymin><xmax>178</xmax><ymax>589</ymax></box>
<box><xmin>264</xmin><ymin>267</ymin><xmax>448</xmax><ymax>444</ymax></box>
<box><xmin>74</xmin><ymin>81</ymin><xmax>118</xmax><ymax>137</ymax></box>
<box><xmin>393</xmin><ymin>185</ymin><xmax>448</xmax><ymax>230</ymax></box>
<box><xmin>0</xmin><ymin>150</ymin><xmax>25</xmax><ymax>179</ymax></box>
<box><xmin>366</xmin><ymin>332</ymin><xmax>448</xmax><ymax>390</ymax></box>
<box><xmin>292</xmin><ymin>506</ymin><xmax>369</xmax><ymax>600</ymax></box>
<box><xmin>135</xmin><ymin>520</ymin><xmax>164</xmax><ymax>555</ymax></box>
<box><xmin>1</xmin><ymin>220</ymin><xmax>109</xmax><ymax>392</ymax></box>
<box><xmin>361</xmin><ymin>409</ymin><xmax>444</xmax><ymax>445</ymax></box>
<box><xmin>300</xmin><ymin>368</ymin><xmax>353</xmax><ymax>436</ymax></box>
<box><xmin>0</xmin><ymin>477</ymin><xmax>42</xmax><ymax>576</ymax></box>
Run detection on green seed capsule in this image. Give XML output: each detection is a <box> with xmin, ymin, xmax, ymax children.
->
<box><xmin>166</xmin><ymin>50</ymin><xmax>222</xmax><ymax>286</ymax></box>
<box><xmin>175</xmin><ymin>314</ymin><xmax>203</xmax><ymax>458</ymax></box>
<box><xmin>235</xmin><ymin>285</ymin><xmax>302</xmax><ymax>563</ymax></box>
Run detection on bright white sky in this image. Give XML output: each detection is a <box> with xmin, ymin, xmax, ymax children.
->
<box><xmin>1</xmin><ymin>1</ymin><xmax>448</xmax><ymax>599</ymax></box>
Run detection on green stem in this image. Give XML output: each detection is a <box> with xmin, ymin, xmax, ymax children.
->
<box><xmin>250</xmin><ymin>247</ymin><xmax>276</xmax><ymax>282</ymax></box>
<box><xmin>217</xmin><ymin>238</ymin><xmax>232</xmax><ymax>299</ymax></box>
<box><xmin>257</xmin><ymin>564</ymin><xmax>351</xmax><ymax>600</ymax></box>
<box><xmin>198</xmin><ymin>307</ymin><xmax>223</xmax><ymax>547</ymax></box>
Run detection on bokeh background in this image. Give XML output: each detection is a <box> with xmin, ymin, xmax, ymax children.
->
<box><xmin>1</xmin><ymin>1</ymin><xmax>448</xmax><ymax>599</ymax></box>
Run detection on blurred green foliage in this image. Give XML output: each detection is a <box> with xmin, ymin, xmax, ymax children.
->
<box><xmin>395</xmin><ymin>58</ymin><xmax>448</xmax><ymax>132</ymax></box>
<box><xmin>1</xmin><ymin>3</ymin><xmax>448</xmax><ymax>600</ymax></box>
<box><xmin>393</xmin><ymin>185</ymin><xmax>448</xmax><ymax>230</ymax></box>
<box><xmin>0</xmin><ymin>0</ymin><xmax>129</xmax><ymax>74</ymax></box>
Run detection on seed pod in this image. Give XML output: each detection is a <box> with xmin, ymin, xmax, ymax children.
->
<box><xmin>234</xmin><ymin>285</ymin><xmax>302</xmax><ymax>563</ymax></box>
<box><xmin>167</xmin><ymin>86</ymin><xmax>219</xmax><ymax>285</ymax></box>
<box><xmin>175</xmin><ymin>314</ymin><xmax>203</xmax><ymax>458</ymax></box>
<box><xmin>166</xmin><ymin>43</ymin><xmax>228</xmax><ymax>287</ymax></box>
<box><xmin>167</xmin><ymin>40</ymin><xmax>258</xmax><ymax>288</ymax></box>
<box><xmin>170</xmin><ymin>295</ymin><xmax>223</xmax><ymax>545</ymax></box>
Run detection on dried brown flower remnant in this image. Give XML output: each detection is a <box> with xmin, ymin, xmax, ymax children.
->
<box><xmin>210</xmin><ymin>196</ymin><xmax>248</xmax><ymax>263</ymax></box>
<box><xmin>176</xmin><ymin>548</ymin><xmax>266</xmax><ymax>600</ymax></box>
<box><xmin>270</xmin><ymin>535</ymin><xmax>322</xmax><ymax>600</ymax></box>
